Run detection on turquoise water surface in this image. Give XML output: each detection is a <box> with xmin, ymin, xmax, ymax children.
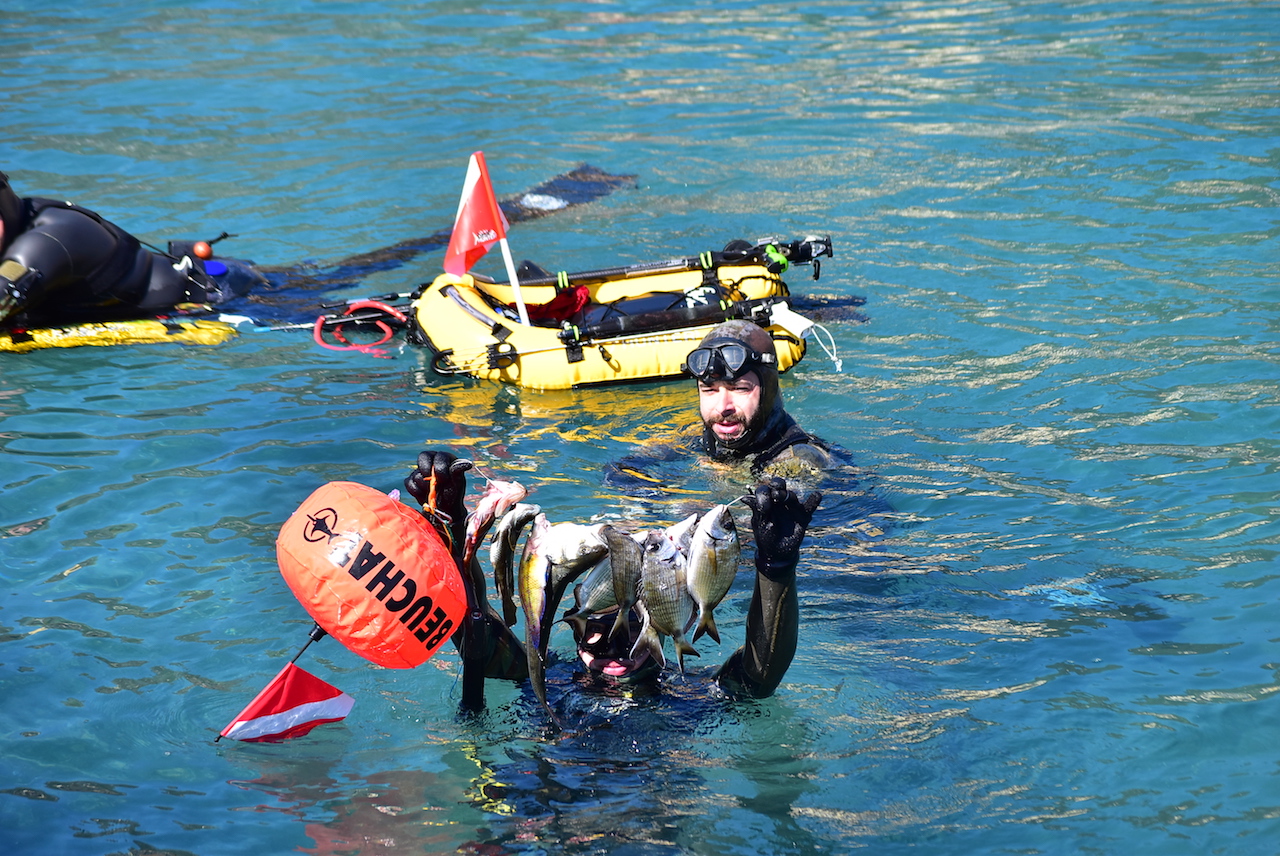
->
<box><xmin>3</xmin><ymin>2</ymin><xmax>1279</xmax><ymax>854</ymax></box>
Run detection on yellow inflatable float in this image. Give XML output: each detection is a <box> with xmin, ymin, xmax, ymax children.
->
<box><xmin>407</xmin><ymin>236</ymin><xmax>832</xmax><ymax>390</ymax></box>
<box><xmin>0</xmin><ymin>315</ymin><xmax>238</xmax><ymax>354</ymax></box>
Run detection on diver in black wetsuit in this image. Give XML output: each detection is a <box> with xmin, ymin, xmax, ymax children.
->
<box><xmin>403</xmin><ymin>450</ymin><xmax>821</xmax><ymax>705</ymax></box>
<box><xmin>601</xmin><ymin>318</ymin><xmax>836</xmax><ymax>501</ymax></box>
<box><xmin>687</xmin><ymin>319</ymin><xmax>832</xmax><ymax>477</ymax></box>
<box><xmin>0</xmin><ymin>171</ymin><xmax>264</xmax><ymax>328</ymax></box>
<box><xmin>566</xmin><ymin>321</ymin><xmax>835</xmax><ymax>689</ymax></box>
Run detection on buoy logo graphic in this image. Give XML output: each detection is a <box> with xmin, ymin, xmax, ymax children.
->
<box><xmin>302</xmin><ymin>507</ymin><xmax>340</xmax><ymax>543</ymax></box>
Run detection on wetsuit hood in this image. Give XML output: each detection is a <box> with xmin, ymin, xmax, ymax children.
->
<box><xmin>694</xmin><ymin>320</ymin><xmax>788</xmax><ymax>458</ymax></box>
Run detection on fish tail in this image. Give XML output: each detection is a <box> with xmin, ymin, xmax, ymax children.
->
<box><xmin>501</xmin><ymin>592</ymin><xmax>519</xmax><ymax>628</ymax></box>
<box><xmin>607</xmin><ymin>608</ymin><xmax>631</xmax><ymax>646</ymax></box>
<box><xmin>529</xmin><ymin>659</ymin><xmax>563</xmax><ymax>729</ymax></box>
<box><xmin>692</xmin><ymin>610</ymin><xmax>721</xmax><ymax>645</ymax></box>
<box><xmin>674</xmin><ymin>635</ymin><xmax>700</xmax><ymax>673</ymax></box>
<box><xmin>630</xmin><ymin>626</ymin><xmax>666</xmax><ymax>668</ymax></box>
<box><xmin>528</xmin><ymin>650</ymin><xmax>547</xmax><ymax>707</ymax></box>
<box><xmin>561</xmin><ymin>611</ymin><xmax>589</xmax><ymax>640</ymax></box>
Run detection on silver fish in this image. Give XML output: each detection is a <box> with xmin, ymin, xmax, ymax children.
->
<box><xmin>603</xmin><ymin>513</ymin><xmax>694</xmax><ymax>645</ymax></box>
<box><xmin>539</xmin><ymin>521</ymin><xmax>609</xmax><ymax>569</ymax></box>
<box><xmin>490</xmin><ymin>503</ymin><xmax>541</xmax><ymax>627</ymax></box>
<box><xmin>664</xmin><ymin>512</ymin><xmax>699</xmax><ymax>557</ymax></box>
<box><xmin>631</xmin><ymin>531</ymin><xmax>698</xmax><ymax>672</ymax></box>
<box><xmin>685</xmin><ymin>504</ymin><xmax>740</xmax><ymax>644</ymax></box>
<box><xmin>517</xmin><ymin>516</ymin><xmax>609</xmax><ymax>720</ymax></box>
<box><xmin>605</xmin><ymin>526</ymin><xmax>644</xmax><ymax>646</ymax></box>
<box><xmin>562</xmin><ymin>550</ymin><xmax>618</xmax><ymax>641</ymax></box>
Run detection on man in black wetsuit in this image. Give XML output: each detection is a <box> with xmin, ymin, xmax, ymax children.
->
<box><xmin>601</xmin><ymin>318</ymin><xmax>835</xmax><ymax>504</ymax></box>
<box><xmin>0</xmin><ymin>171</ymin><xmax>259</xmax><ymax>327</ymax></box>
<box><xmin>687</xmin><ymin>318</ymin><xmax>832</xmax><ymax>478</ymax></box>
<box><xmin>565</xmin><ymin>320</ymin><xmax>834</xmax><ymax>688</ymax></box>
<box><xmin>404</xmin><ymin>450</ymin><xmax>821</xmax><ymax>704</ymax></box>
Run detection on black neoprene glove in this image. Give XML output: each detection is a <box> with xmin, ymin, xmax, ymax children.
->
<box><xmin>0</xmin><ymin>266</ymin><xmax>29</xmax><ymax>321</ymax></box>
<box><xmin>743</xmin><ymin>476</ymin><xmax>822</xmax><ymax>580</ymax></box>
<box><xmin>404</xmin><ymin>450</ymin><xmax>473</xmax><ymax>554</ymax></box>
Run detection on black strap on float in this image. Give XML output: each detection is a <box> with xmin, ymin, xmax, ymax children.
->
<box><xmin>430</xmin><ymin>348</ymin><xmax>459</xmax><ymax>373</ymax></box>
<box><xmin>486</xmin><ymin>341</ymin><xmax>518</xmax><ymax>369</ymax></box>
<box><xmin>553</xmin><ymin>296</ymin><xmax>787</xmax><ymax>368</ymax></box>
<box><xmin>577</xmin><ymin>295</ymin><xmax>780</xmax><ymax>343</ymax></box>
<box><xmin>437</xmin><ymin>284</ymin><xmax>519</xmax><ymax>368</ymax></box>
<box><xmin>486</xmin><ymin>324</ymin><xmax>517</xmax><ymax>369</ymax></box>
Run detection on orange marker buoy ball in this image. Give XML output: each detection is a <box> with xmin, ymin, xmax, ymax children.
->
<box><xmin>192</xmin><ymin>241</ymin><xmax>213</xmax><ymax>260</ymax></box>
<box><xmin>276</xmin><ymin>481</ymin><xmax>466</xmax><ymax>669</ymax></box>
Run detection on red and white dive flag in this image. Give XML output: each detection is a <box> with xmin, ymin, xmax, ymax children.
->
<box><xmin>442</xmin><ymin>151</ymin><xmax>529</xmax><ymax>325</ymax></box>
<box><xmin>219</xmin><ymin>663</ymin><xmax>354</xmax><ymax>742</ymax></box>
<box><xmin>443</xmin><ymin>151</ymin><xmax>509</xmax><ymax>277</ymax></box>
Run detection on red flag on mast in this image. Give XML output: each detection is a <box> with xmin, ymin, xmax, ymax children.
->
<box><xmin>443</xmin><ymin>151</ymin><xmax>509</xmax><ymax>277</ymax></box>
<box><xmin>442</xmin><ymin>151</ymin><xmax>530</xmax><ymax>325</ymax></box>
<box><xmin>219</xmin><ymin>662</ymin><xmax>354</xmax><ymax>742</ymax></box>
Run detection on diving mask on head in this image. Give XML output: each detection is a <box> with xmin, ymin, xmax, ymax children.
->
<box><xmin>683</xmin><ymin>337</ymin><xmax>777</xmax><ymax>382</ymax></box>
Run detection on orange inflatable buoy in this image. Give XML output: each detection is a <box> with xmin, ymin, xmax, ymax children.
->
<box><xmin>276</xmin><ymin>481</ymin><xmax>466</xmax><ymax>669</ymax></box>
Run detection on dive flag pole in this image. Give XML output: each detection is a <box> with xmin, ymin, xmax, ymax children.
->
<box><xmin>443</xmin><ymin>151</ymin><xmax>531</xmax><ymax>327</ymax></box>
<box><xmin>497</xmin><ymin>237</ymin><xmax>529</xmax><ymax>327</ymax></box>
<box><xmin>291</xmin><ymin>622</ymin><xmax>328</xmax><ymax>664</ymax></box>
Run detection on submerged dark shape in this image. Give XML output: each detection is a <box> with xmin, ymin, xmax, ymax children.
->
<box><xmin>785</xmin><ymin>291</ymin><xmax>869</xmax><ymax>324</ymax></box>
<box><xmin>241</xmin><ymin>165</ymin><xmax>639</xmax><ymax>323</ymax></box>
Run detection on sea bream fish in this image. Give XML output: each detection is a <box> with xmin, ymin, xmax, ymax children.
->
<box><xmin>631</xmin><ymin>530</ymin><xmax>698</xmax><ymax>672</ymax></box>
<box><xmin>663</xmin><ymin>512</ymin><xmax>699</xmax><ymax>556</ymax></box>
<box><xmin>606</xmin><ymin>526</ymin><xmax>644</xmax><ymax>646</ymax></box>
<box><xmin>684</xmin><ymin>504</ymin><xmax>740</xmax><ymax>644</ymax></box>
<box><xmin>562</xmin><ymin>551</ymin><xmax>618</xmax><ymax>641</ymax></box>
<box><xmin>605</xmin><ymin>514</ymin><xmax>694</xmax><ymax>646</ymax></box>
<box><xmin>517</xmin><ymin>516</ymin><xmax>610</xmax><ymax>719</ymax></box>
<box><xmin>489</xmin><ymin>502</ymin><xmax>542</xmax><ymax>627</ymax></box>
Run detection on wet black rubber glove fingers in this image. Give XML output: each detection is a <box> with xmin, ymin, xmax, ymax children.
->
<box><xmin>742</xmin><ymin>476</ymin><xmax>822</xmax><ymax>578</ymax></box>
<box><xmin>404</xmin><ymin>451</ymin><xmax>473</xmax><ymax>547</ymax></box>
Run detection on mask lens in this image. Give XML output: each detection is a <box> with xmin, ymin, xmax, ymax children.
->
<box><xmin>686</xmin><ymin>347</ymin><xmax>716</xmax><ymax>378</ymax></box>
<box><xmin>719</xmin><ymin>343</ymin><xmax>751</xmax><ymax>374</ymax></box>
